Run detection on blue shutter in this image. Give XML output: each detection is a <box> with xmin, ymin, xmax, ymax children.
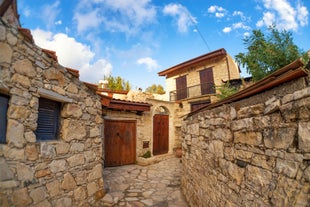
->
<box><xmin>0</xmin><ymin>95</ymin><xmax>9</xmax><ymax>144</ymax></box>
<box><xmin>36</xmin><ymin>98</ymin><xmax>60</xmax><ymax>141</ymax></box>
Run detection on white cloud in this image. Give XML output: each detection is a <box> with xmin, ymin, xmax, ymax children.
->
<box><xmin>233</xmin><ymin>11</ymin><xmax>247</xmax><ymax>21</ymax></box>
<box><xmin>74</xmin><ymin>9</ymin><xmax>102</xmax><ymax>33</ymax></box>
<box><xmin>74</xmin><ymin>0</ymin><xmax>156</xmax><ymax>35</ymax></box>
<box><xmin>32</xmin><ymin>29</ymin><xmax>112</xmax><ymax>83</ymax></box>
<box><xmin>297</xmin><ymin>2</ymin><xmax>309</xmax><ymax>26</ymax></box>
<box><xmin>223</xmin><ymin>22</ymin><xmax>251</xmax><ymax>33</ymax></box>
<box><xmin>207</xmin><ymin>5</ymin><xmax>226</xmax><ymax>18</ymax></box>
<box><xmin>257</xmin><ymin>0</ymin><xmax>308</xmax><ymax>30</ymax></box>
<box><xmin>137</xmin><ymin>57</ymin><xmax>159</xmax><ymax>72</ymax></box>
<box><xmin>41</xmin><ymin>1</ymin><xmax>61</xmax><ymax>29</ymax></box>
<box><xmin>55</xmin><ymin>20</ymin><xmax>62</xmax><ymax>25</ymax></box>
<box><xmin>163</xmin><ymin>3</ymin><xmax>196</xmax><ymax>33</ymax></box>
<box><xmin>223</xmin><ymin>27</ymin><xmax>232</xmax><ymax>33</ymax></box>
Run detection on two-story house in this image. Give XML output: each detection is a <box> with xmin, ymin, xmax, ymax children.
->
<box><xmin>158</xmin><ymin>48</ymin><xmax>240</xmax><ymax>147</ymax></box>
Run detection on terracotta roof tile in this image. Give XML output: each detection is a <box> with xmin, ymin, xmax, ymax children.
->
<box><xmin>42</xmin><ymin>49</ymin><xmax>58</xmax><ymax>62</ymax></box>
<box><xmin>18</xmin><ymin>27</ymin><xmax>34</xmax><ymax>43</ymax></box>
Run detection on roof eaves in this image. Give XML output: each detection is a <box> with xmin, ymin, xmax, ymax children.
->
<box><xmin>158</xmin><ymin>48</ymin><xmax>226</xmax><ymax>77</ymax></box>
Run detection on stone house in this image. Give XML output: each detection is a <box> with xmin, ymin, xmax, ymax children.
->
<box><xmin>158</xmin><ymin>48</ymin><xmax>240</xmax><ymax>148</ymax></box>
<box><xmin>0</xmin><ymin>1</ymin><xmax>105</xmax><ymax>206</ymax></box>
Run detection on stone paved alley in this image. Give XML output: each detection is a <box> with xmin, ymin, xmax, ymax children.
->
<box><xmin>102</xmin><ymin>157</ymin><xmax>189</xmax><ymax>207</ymax></box>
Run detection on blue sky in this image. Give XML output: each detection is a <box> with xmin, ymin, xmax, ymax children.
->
<box><xmin>18</xmin><ymin>0</ymin><xmax>310</xmax><ymax>90</ymax></box>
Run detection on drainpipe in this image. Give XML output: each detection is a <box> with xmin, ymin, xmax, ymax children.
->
<box><xmin>226</xmin><ymin>56</ymin><xmax>231</xmax><ymax>81</ymax></box>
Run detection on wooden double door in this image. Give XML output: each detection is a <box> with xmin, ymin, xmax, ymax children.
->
<box><xmin>153</xmin><ymin>114</ymin><xmax>169</xmax><ymax>155</ymax></box>
<box><xmin>104</xmin><ymin>119</ymin><xmax>136</xmax><ymax>167</ymax></box>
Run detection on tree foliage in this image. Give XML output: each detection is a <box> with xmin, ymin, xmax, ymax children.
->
<box><xmin>145</xmin><ymin>84</ymin><xmax>165</xmax><ymax>94</ymax></box>
<box><xmin>216</xmin><ymin>83</ymin><xmax>238</xmax><ymax>100</ymax></box>
<box><xmin>235</xmin><ymin>26</ymin><xmax>303</xmax><ymax>81</ymax></box>
<box><xmin>104</xmin><ymin>75</ymin><xmax>131</xmax><ymax>91</ymax></box>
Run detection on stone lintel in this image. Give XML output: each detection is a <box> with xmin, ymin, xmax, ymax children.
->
<box><xmin>38</xmin><ymin>88</ymin><xmax>73</xmax><ymax>103</ymax></box>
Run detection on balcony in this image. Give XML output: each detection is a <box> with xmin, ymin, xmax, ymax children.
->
<box><xmin>169</xmin><ymin>83</ymin><xmax>215</xmax><ymax>101</ymax></box>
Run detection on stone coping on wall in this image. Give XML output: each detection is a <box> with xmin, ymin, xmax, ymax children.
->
<box><xmin>187</xmin><ymin>58</ymin><xmax>309</xmax><ymax>117</ymax></box>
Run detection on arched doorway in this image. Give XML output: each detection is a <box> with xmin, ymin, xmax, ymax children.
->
<box><xmin>153</xmin><ymin>106</ymin><xmax>169</xmax><ymax>155</ymax></box>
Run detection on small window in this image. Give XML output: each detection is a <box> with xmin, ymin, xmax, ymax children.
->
<box><xmin>36</xmin><ymin>98</ymin><xmax>61</xmax><ymax>141</ymax></box>
<box><xmin>0</xmin><ymin>94</ymin><xmax>9</xmax><ymax>144</ymax></box>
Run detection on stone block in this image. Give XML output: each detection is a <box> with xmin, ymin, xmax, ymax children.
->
<box><xmin>30</xmin><ymin>187</ymin><xmax>47</xmax><ymax>204</ymax></box>
<box><xmin>40</xmin><ymin>143</ymin><xmax>56</xmax><ymax>158</ymax></box>
<box><xmin>74</xmin><ymin>187</ymin><xmax>87</xmax><ymax>201</ymax></box>
<box><xmin>62</xmin><ymin>172</ymin><xmax>77</xmax><ymax>190</ymax></box>
<box><xmin>67</xmin><ymin>154</ymin><xmax>85</xmax><ymax>167</ymax></box>
<box><xmin>263</xmin><ymin>127</ymin><xmax>296</xmax><ymax>149</ymax></box>
<box><xmin>0</xmin><ymin>160</ymin><xmax>14</xmax><ymax>181</ymax></box>
<box><xmin>56</xmin><ymin>143</ymin><xmax>70</xmax><ymax>155</ymax></box>
<box><xmin>293</xmin><ymin>87</ymin><xmax>310</xmax><ymax>100</ymax></box>
<box><xmin>13</xmin><ymin>59</ymin><xmax>36</xmax><ymax>77</ymax></box>
<box><xmin>235</xmin><ymin>150</ymin><xmax>252</xmax><ymax>162</ymax></box>
<box><xmin>231</xmin><ymin>118</ymin><xmax>253</xmax><ymax>131</ymax></box>
<box><xmin>46</xmin><ymin>180</ymin><xmax>61</xmax><ymax>197</ymax></box>
<box><xmin>87</xmin><ymin>164</ymin><xmax>102</xmax><ymax>181</ymax></box>
<box><xmin>49</xmin><ymin>160</ymin><xmax>67</xmax><ymax>173</ymax></box>
<box><xmin>12</xmin><ymin>188</ymin><xmax>32</xmax><ymax>207</ymax></box>
<box><xmin>276</xmin><ymin>158</ymin><xmax>299</xmax><ymax>178</ymax></box>
<box><xmin>11</xmin><ymin>74</ymin><xmax>31</xmax><ymax>88</ymax></box>
<box><xmin>212</xmin><ymin>128</ymin><xmax>233</xmax><ymax>142</ymax></box>
<box><xmin>87</xmin><ymin>182</ymin><xmax>98</xmax><ymax>196</ymax></box>
<box><xmin>43</xmin><ymin>68</ymin><xmax>65</xmax><ymax>87</ymax></box>
<box><xmin>0</xmin><ymin>25</ymin><xmax>5</xmax><ymax>40</ymax></box>
<box><xmin>227</xmin><ymin>162</ymin><xmax>245</xmax><ymax>185</ymax></box>
<box><xmin>234</xmin><ymin>131</ymin><xmax>262</xmax><ymax>146</ymax></box>
<box><xmin>16</xmin><ymin>163</ymin><xmax>34</xmax><ymax>181</ymax></box>
<box><xmin>25</xmin><ymin>144</ymin><xmax>39</xmax><ymax>161</ymax></box>
<box><xmin>264</xmin><ymin>99</ymin><xmax>281</xmax><ymax>114</ymax></box>
<box><xmin>62</xmin><ymin>119</ymin><xmax>86</xmax><ymax>142</ymax></box>
<box><xmin>0</xmin><ymin>180</ymin><xmax>19</xmax><ymax>188</ymax></box>
<box><xmin>34</xmin><ymin>200</ymin><xmax>52</xmax><ymax>207</ymax></box>
<box><xmin>298</xmin><ymin>122</ymin><xmax>310</xmax><ymax>152</ymax></box>
<box><xmin>61</xmin><ymin>103</ymin><xmax>83</xmax><ymax>118</ymax></box>
<box><xmin>6</xmin><ymin>119</ymin><xmax>25</xmax><ymax>148</ymax></box>
<box><xmin>70</xmin><ymin>143</ymin><xmax>84</xmax><ymax>153</ymax></box>
<box><xmin>90</xmin><ymin>126</ymin><xmax>100</xmax><ymax>138</ymax></box>
<box><xmin>53</xmin><ymin>197</ymin><xmax>72</xmax><ymax>207</ymax></box>
<box><xmin>0</xmin><ymin>42</ymin><xmax>12</xmax><ymax>63</ymax></box>
<box><xmin>24</xmin><ymin>131</ymin><xmax>36</xmax><ymax>143</ymax></box>
<box><xmin>245</xmin><ymin>165</ymin><xmax>272</xmax><ymax>194</ymax></box>
<box><xmin>35</xmin><ymin>169</ymin><xmax>51</xmax><ymax>178</ymax></box>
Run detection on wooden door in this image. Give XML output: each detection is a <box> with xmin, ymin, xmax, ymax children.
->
<box><xmin>153</xmin><ymin>114</ymin><xmax>169</xmax><ymax>155</ymax></box>
<box><xmin>104</xmin><ymin>119</ymin><xmax>136</xmax><ymax>167</ymax></box>
<box><xmin>200</xmin><ymin>68</ymin><xmax>215</xmax><ymax>94</ymax></box>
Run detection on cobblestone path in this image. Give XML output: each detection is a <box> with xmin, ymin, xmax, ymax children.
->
<box><xmin>102</xmin><ymin>157</ymin><xmax>188</xmax><ymax>207</ymax></box>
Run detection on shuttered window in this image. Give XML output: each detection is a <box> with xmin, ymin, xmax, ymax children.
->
<box><xmin>176</xmin><ymin>75</ymin><xmax>187</xmax><ymax>100</ymax></box>
<box><xmin>36</xmin><ymin>98</ymin><xmax>60</xmax><ymax>141</ymax></box>
<box><xmin>0</xmin><ymin>94</ymin><xmax>9</xmax><ymax>144</ymax></box>
<box><xmin>199</xmin><ymin>68</ymin><xmax>215</xmax><ymax>94</ymax></box>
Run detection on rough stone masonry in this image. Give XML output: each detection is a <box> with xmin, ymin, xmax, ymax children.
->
<box><xmin>182</xmin><ymin>76</ymin><xmax>310</xmax><ymax>206</ymax></box>
<box><xmin>0</xmin><ymin>18</ymin><xmax>105</xmax><ymax>206</ymax></box>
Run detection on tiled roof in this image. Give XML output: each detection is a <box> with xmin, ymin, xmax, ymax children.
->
<box><xmin>100</xmin><ymin>94</ymin><xmax>151</xmax><ymax>113</ymax></box>
<box><xmin>158</xmin><ymin>48</ymin><xmax>227</xmax><ymax>77</ymax></box>
<box><xmin>42</xmin><ymin>49</ymin><xmax>58</xmax><ymax>62</ymax></box>
<box><xmin>66</xmin><ymin>67</ymin><xmax>80</xmax><ymax>78</ymax></box>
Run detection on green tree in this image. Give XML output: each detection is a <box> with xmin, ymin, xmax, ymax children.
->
<box><xmin>235</xmin><ymin>26</ymin><xmax>303</xmax><ymax>81</ymax></box>
<box><xmin>216</xmin><ymin>83</ymin><xmax>238</xmax><ymax>100</ymax></box>
<box><xmin>145</xmin><ymin>84</ymin><xmax>165</xmax><ymax>94</ymax></box>
<box><xmin>104</xmin><ymin>75</ymin><xmax>131</xmax><ymax>90</ymax></box>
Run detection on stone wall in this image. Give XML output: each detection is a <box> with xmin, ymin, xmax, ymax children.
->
<box><xmin>0</xmin><ymin>19</ymin><xmax>105</xmax><ymax>206</ymax></box>
<box><xmin>182</xmin><ymin>77</ymin><xmax>310</xmax><ymax>206</ymax></box>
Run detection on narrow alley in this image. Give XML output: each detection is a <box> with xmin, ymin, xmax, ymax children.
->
<box><xmin>102</xmin><ymin>157</ymin><xmax>188</xmax><ymax>207</ymax></box>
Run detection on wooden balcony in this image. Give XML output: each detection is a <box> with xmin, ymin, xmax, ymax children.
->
<box><xmin>169</xmin><ymin>83</ymin><xmax>215</xmax><ymax>101</ymax></box>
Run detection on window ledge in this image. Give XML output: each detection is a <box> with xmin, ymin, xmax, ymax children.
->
<box><xmin>38</xmin><ymin>88</ymin><xmax>73</xmax><ymax>103</ymax></box>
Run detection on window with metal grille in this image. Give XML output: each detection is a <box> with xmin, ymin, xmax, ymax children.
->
<box><xmin>36</xmin><ymin>98</ymin><xmax>60</xmax><ymax>141</ymax></box>
<box><xmin>0</xmin><ymin>94</ymin><xmax>9</xmax><ymax>144</ymax></box>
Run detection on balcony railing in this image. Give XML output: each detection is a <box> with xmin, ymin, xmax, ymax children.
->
<box><xmin>169</xmin><ymin>83</ymin><xmax>215</xmax><ymax>101</ymax></box>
